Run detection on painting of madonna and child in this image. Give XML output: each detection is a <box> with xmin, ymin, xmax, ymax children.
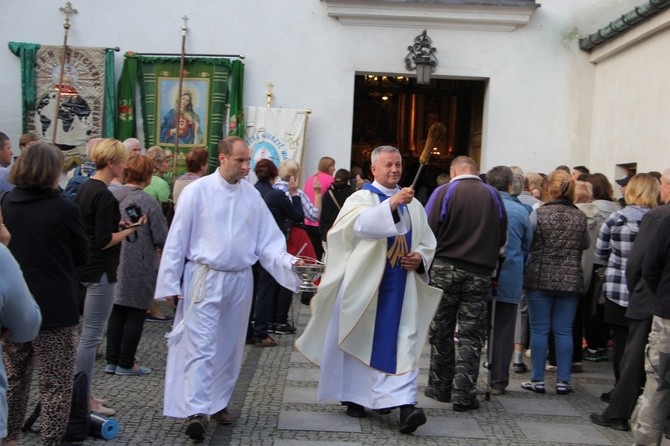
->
<box><xmin>158</xmin><ymin>79</ymin><xmax>209</xmax><ymax>146</ymax></box>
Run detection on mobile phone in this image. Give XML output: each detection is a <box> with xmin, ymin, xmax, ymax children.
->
<box><xmin>125</xmin><ymin>203</ymin><xmax>143</xmax><ymax>223</ymax></box>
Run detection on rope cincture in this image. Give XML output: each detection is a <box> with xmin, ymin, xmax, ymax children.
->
<box><xmin>165</xmin><ymin>262</ymin><xmax>209</xmax><ymax>347</ymax></box>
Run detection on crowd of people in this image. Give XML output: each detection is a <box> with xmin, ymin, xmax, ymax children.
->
<box><xmin>0</xmin><ymin>131</ymin><xmax>669</xmax><ymax>445</ymax></box>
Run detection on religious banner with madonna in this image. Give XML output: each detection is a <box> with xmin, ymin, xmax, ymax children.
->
<box><xmin>119</xmin><ymin>55</ymin><xmax>241</xmax><ymax>176</ymax></box>
<box><xmin>244</xmin><ymin>106</ymin><xmax>310</xmax><ymax>184</ymax></box>
<box><xmin>9</xmin><ymin>41</ymin><xmax>116</xmax><ymax>170</ymax></box>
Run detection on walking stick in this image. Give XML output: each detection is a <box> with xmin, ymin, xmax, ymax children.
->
<box><xmin>485</xmin><ymin>255</ymin><xmax>505</xmax><ymax>401</ymax></box>
<box><xmin>410</xmin><ymin>122</ymin><xmax>445</xmax><ymax>190</ymax></box>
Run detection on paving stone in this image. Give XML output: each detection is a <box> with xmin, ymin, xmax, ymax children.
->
<box><xmin>283</xmin><ymin>386</ymin><xmax>320</xmax><ymax>404</ymax></box>
<box><xmin>290</xmin><ymin>351</ymin><xmax>311</xmax><ymax>364</ymax></box>
<box><xmin>581</xmin><ymin>382</ymin><xmax>613</xmax><ymax>400</ymax></box>
<box><xmin>420</xmin><ymin>415</ymin><xmax>487</xmax><ymax>438</ymax></box>
<box><xmin>278</xmin><ymin>410</ymin><xmax>362</xmax><ymax>432</ymax></box>
<box><xmin>499</xmin><ymin>397</ymin><xmax>580</xmax><ymax>416</ymax></box>
<box><xmin>516</xmin><ymin>420</ymin><xmax>613</xmax><ymax>445</ymax></box>
<box><xmin>287</xmin><ymin>367</ymin><xmax>321</xmax><ymax>382</ymax></box>
<box><xmin>416</xmin><ymin>391</ymin><xmax>452</xmax><ymax>409</ymax></box>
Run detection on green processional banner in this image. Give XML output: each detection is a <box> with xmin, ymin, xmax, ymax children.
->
<box><xmin>117</xmin><ymin>53</ymin><xmax>243</xmax><ymax>177</ymax></box>
<box><xmin>9</xmin><ymin>41</ymin><xmax>115</xmax><ymax>170</ymax></box>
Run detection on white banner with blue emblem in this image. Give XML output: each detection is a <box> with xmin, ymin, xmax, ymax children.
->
<box><xmin>244</xmin><ymin>106</ymin><xmax>309</xmax><ymax>184</ymax></box>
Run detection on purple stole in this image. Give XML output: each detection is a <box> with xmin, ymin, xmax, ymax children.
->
<box><xmin>362</xmin><ymin>183</ymin><xmax>412</xmax><ymax>374</ymax></box>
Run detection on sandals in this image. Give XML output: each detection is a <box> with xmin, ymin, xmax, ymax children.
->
<box><xmin>556</xmin><ymin>380</ymin><xmax>572</xmax><ymax>395</ymax></box>
<box><xmin>521</xmin><ymin>381</ymin><xmax>545</xmax><ymax>394</ymax></box>
<box><xmin>255</xmin><ymin>336</ymin><xmax>278</xmax><ymax>347</ymax></box>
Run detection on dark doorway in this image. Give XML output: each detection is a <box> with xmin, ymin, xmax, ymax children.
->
<box><xmin>351</xmin><ymin>74</ymin><xmax>485</xmax><ymax>200</ymax></box>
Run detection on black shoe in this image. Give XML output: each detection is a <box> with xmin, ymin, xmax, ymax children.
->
<box><xmin>300</xmin><ymin>292</ymin><xmax>314</xmax><ymax>306</ymax></box>
<box><xmin>343</xmin><ymin>402</ymin><xmax>367</xmax><ymax>418</ymax></box>
<box><xmin>424</xmin><ymin>387</ymin><xmax>451</xmax><ymax>402</ymax></box>
<box><xmin>398</xmin><ymin>405</ymin><xmax>426</xmax><ymax>434</ymax></box>
<box><xmin>513</xmin><ymin>362</ymin><xmax>528</xmax><ymax>373</ymax></box>
<box><xmin>185</xmin><ymin>413</ymin><xmax>209</xmax><ymax>440</ymax></box>
<box><xmin>273</xmin><ymin>323</ymin><xmax>296</xmax><ymax>335</ymax></box>
<box><xmin>373</xmin><ymin>407</ymin><xmax>393</xmax><ymax>415</ymax></box>
<box><xmin>589</xmin><ymin>412</ymin><xmax>631</xmax><ymax>431</ymax></box>
<box><xmin>600</xmin><ymin>391</ymin><xmax>611</xmax><ymax>403</ymax></box>
<box><xmin>583</xmin><ymin>348</ymin><xmax>608</xmax><ymax>362</ymax></box>
<box><xmin>453</xmin><ymin>398</ymin><xmax>480</xmax><ymax>412</ymax></box>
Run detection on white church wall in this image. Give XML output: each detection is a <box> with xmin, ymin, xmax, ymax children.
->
<box><xmin>587</xmin><ymin>7</ymin><xmax>670</xmax><ymax>179</ymax></box>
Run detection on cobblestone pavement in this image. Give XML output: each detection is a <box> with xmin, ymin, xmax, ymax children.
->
<box><xmin>15</xmin><ymin>299</ymin><xmax>642</xmax><ymax>446</ymax></box>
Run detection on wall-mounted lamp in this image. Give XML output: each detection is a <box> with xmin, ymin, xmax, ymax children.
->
<box><xmin>404</xmin><ymin>30</ymin><xmax>438</xmax><ymax>85</ymax></box>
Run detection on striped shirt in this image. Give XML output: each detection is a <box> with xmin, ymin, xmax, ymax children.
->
<box><xmin>274</xmin><ymin>179</ymin><xmax>320</xmax><ymax>222</ymax></box>
<box><xmin>595</xmin><ymin>205</ymin><xmax>649</xmax><ymax>307</ymax></box>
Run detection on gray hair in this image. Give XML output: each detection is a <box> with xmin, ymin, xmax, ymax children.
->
<box><xmin>123</xmin><ymin>137</ymin><xmax>141</xmax><ymax>151</ymax></box>
<box><xmin>662</xmin><ymin>168</ymin><xmax>670</xmax><ymax>183</ymax></box>
<box><xmin>511</xmin><ymin>174</ymin><xmax>525</xmax><ymax>196</ymax></box>
<box><xmin>370</xmin><ymin>145</ymin><xmax>399</xmax><ymax>164</ymax></box>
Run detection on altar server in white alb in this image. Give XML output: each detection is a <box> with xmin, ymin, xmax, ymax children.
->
<box><xmin>296</xmin><ymin>145</ymin><xmax>442</xmax><ymax>434</ymax></box>
<box><xmin>154</xmin><ymin>136</ymin><xmax>302</xmax><ymax>441</ymax></box>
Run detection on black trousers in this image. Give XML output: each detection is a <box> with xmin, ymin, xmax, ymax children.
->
<box><xmin>605</xmin><ymin>299</ymin><xmax>629</xmax><ymax>382</ymax></box>
<box><xmin>106</xmin><ymin>304</ymin><xmax>147</xmax><ymax>369</ymax></box>
<box><xmin>602</xmin><ymin>317</ymin><xmax>651</xmax><ymax>420</ymax></box>
<box><xmin>254</xmin><ymin>265</ymin><xmax>279</xmax><ymax>338</ymax></box>
<box><xmin>271</xmin><ymin>286</ymin><xmax>294</xmax><ymax>326</ymax></box>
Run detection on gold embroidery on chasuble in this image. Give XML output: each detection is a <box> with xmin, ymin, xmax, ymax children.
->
<box><xmin>387</xmin><ymin>234</ymin><xmax>408</xmax><ymax>268</ymax></box>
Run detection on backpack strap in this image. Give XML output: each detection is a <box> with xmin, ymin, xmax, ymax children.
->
<box><xmin>328</xmin><ymin>189</ymin><xmax>342</xmax><ymax>211</ymax></box>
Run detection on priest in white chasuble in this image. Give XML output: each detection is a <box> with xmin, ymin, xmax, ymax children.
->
<box><xmin>296</xmin><ymin>145</ymin><xmax>442</xmax><ymax>434</ymax></box>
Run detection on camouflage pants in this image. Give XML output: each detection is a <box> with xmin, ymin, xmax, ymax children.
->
<box><xmin>631</xmin><ymin>315</ymin><xmax>670</xmax><ymax>446</ymax></box>
<box><xmin>427</xmin><ymin>258</ymin><xmax>490</xmax><ymax>405</ymax></box>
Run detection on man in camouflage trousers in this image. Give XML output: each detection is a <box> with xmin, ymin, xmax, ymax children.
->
<box><xmin>423</xmin><ymin>156</ymin><xmax>507</xmax><ymax>411</ymax></box>
<box><xmin>631</xmin><ymin>316</ymin><xmax>670</xmax><ymax>445</ymax></box>
<box><xmin>631</xmin><ymin>213</ymin><xmax>670</xmax><ymax>445</ymax></box>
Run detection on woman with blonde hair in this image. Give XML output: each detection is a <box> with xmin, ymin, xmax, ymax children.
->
<box><xmin>303</xmin><ymin>156</ymin><xmax>335</xmax><ymax>259</ymax></box>
<box><xmin>74</xmin><ymin>138</ymin><xmax>144</xmax><ymax>415</ymax></box>
<box><xmin>276</xmin><ymin>159</ymin><xmax>320</xmax><ymax>226</ymax></box>
<box><xmin>522</xmin><ymin>170</ymin><xmax>589</xmax><ymax>395</ymax></box>
<box><xmin>595</xmin><ymin>173</ymin><xmax>658</xmax><ymax>385</ymax></box>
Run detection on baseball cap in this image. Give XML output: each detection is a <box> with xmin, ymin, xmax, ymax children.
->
<box><xmin>615</xmin><ymin>175</ymin><xmax>632</xmax><ymax>186</ymax></box>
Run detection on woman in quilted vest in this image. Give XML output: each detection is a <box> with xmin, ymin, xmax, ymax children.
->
<box><xmin>522</xmin><ymin>170</ymin><xmax>589</xmax><ymax>395</ymax></box>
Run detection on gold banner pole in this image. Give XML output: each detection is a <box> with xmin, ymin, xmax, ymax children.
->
<box><xmin>51</xmin><ymin>2</ymin><xmax>78</xmax><ymax>144</ymax></box>
<box><xmin>172</xmin><ymin>15</ymin><xmax>188</xmax><ymax>178</ymax></box>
